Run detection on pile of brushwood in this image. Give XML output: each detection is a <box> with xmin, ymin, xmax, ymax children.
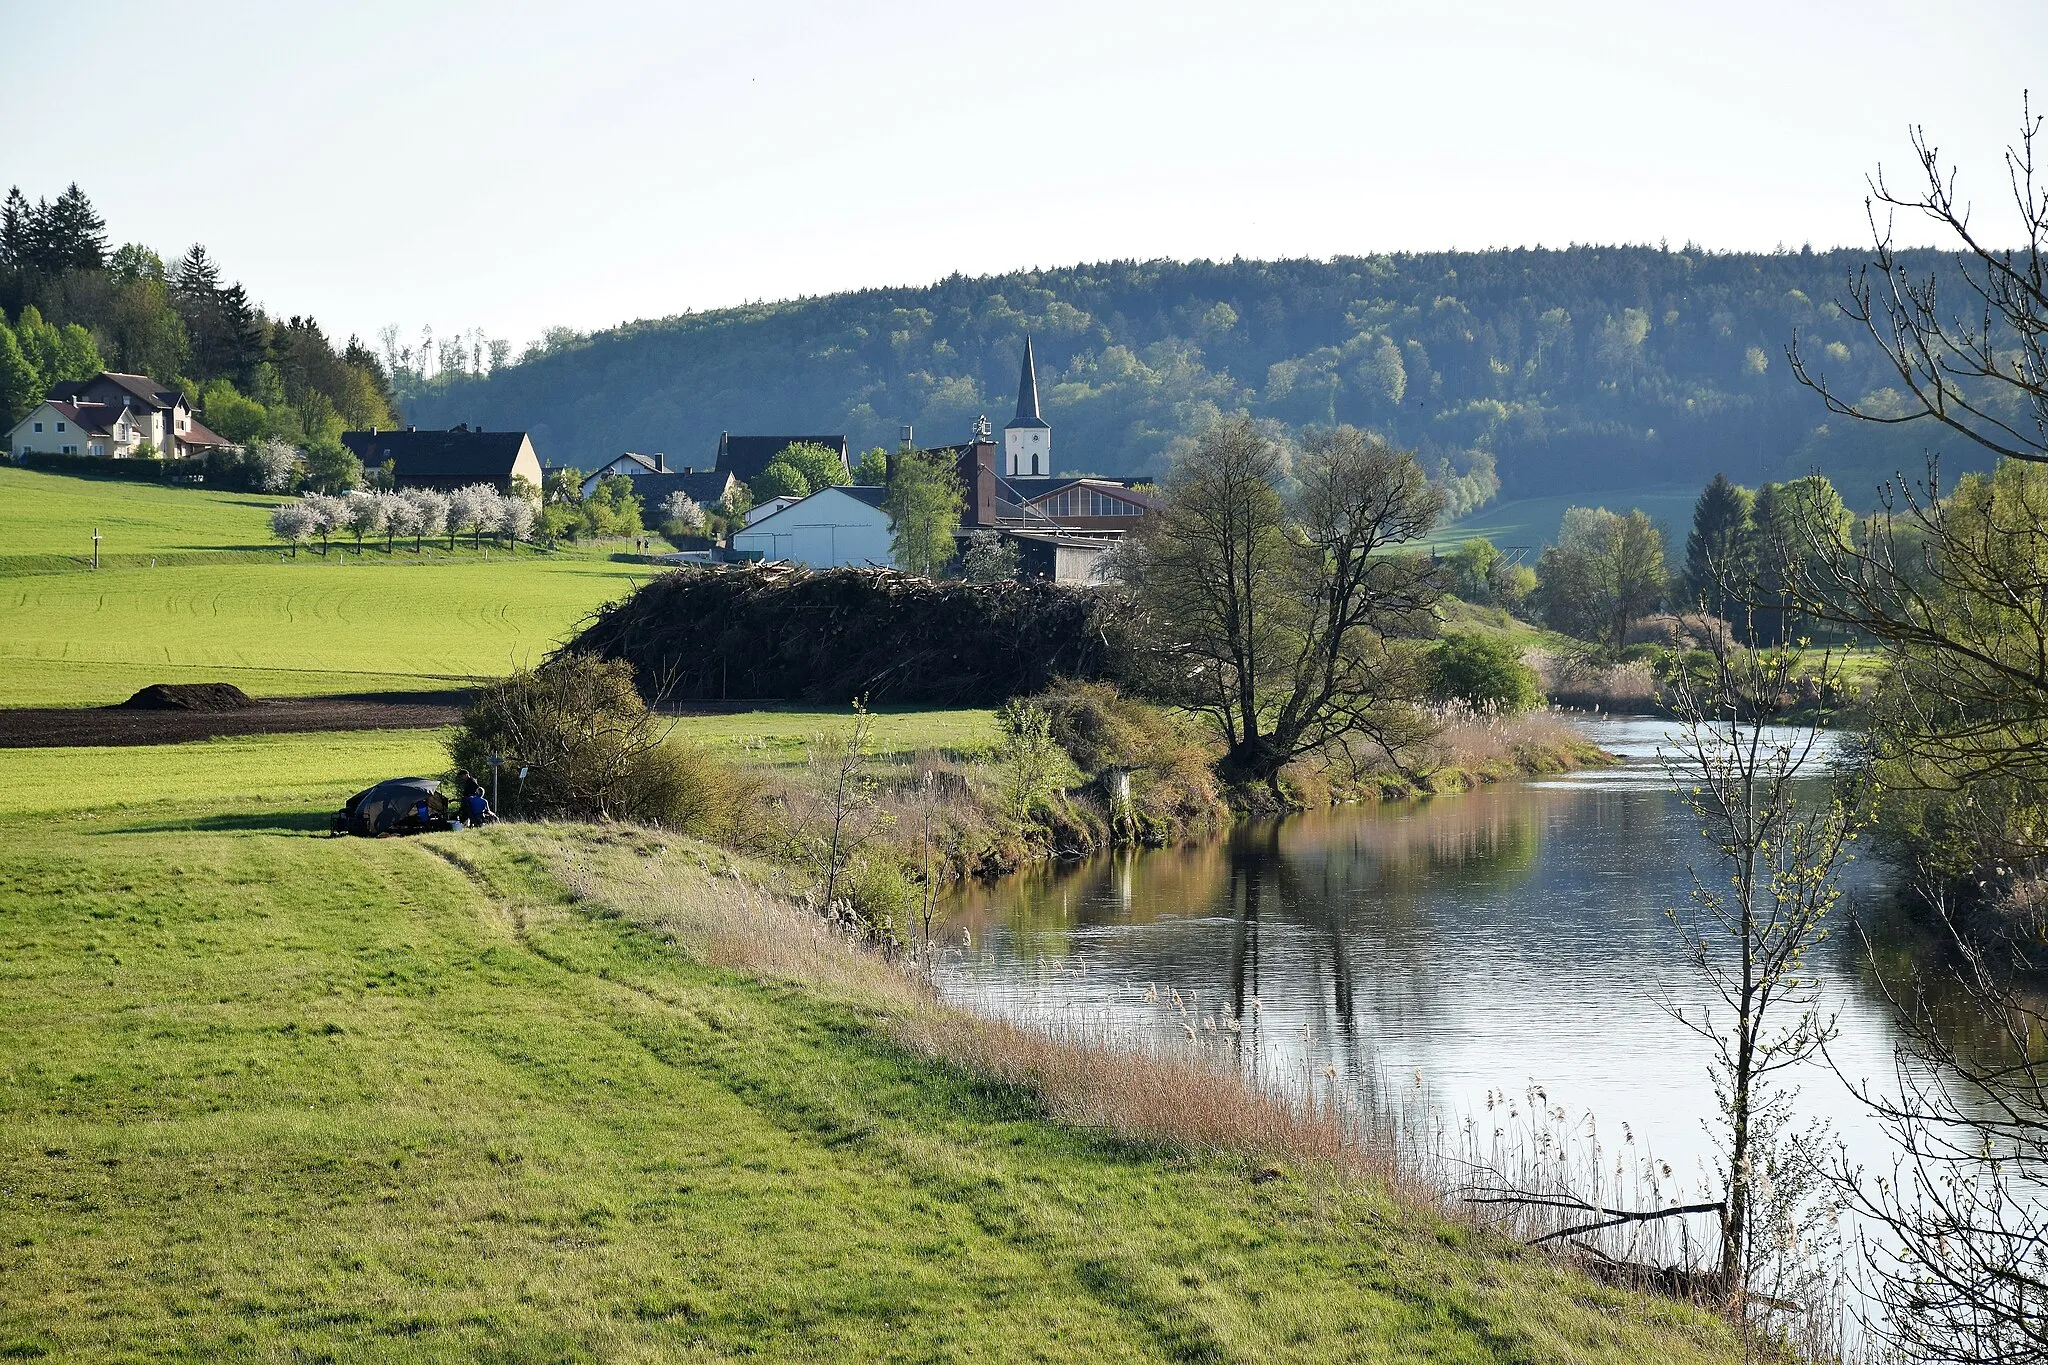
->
<box><xmin>565</xmin><ymin>564</ymin><xmax>1147</xmax><ymax>706</ymax></box>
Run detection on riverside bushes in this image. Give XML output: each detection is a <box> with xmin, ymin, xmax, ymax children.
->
<box><xmin>1429</xmin><ymin>633</ymin><xmax>1541</xmax><ymax>713</ymax></box>
<box><xmin>450</xmin><ymin>655</ymin><xmax>753</xmax><ymax>836</ymax></box>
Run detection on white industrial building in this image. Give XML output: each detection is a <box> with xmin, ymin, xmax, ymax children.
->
<box><xmin>729</xmin><ymin>485</ymin><xmax>893</xmax><ymax>568</ymax></box>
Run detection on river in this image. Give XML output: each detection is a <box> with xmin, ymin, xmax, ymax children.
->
<box><xmin>936</xmin><ymin>716</ymin><xmax>1932</xmax><ymax>1250</ymax></box>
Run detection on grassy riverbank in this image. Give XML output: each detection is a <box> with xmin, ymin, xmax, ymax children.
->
<box><xmin>0</xmin><ymin>731</ymin><xmax>1748</xmax><ymax>1361</ymax></box>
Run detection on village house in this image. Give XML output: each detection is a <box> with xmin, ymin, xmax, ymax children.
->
<box><xmin>578</xmin><ymin>451</ymin><xmax>739</xmax><ymax>512</ymax></box>
<box><xmin>340</xmin><ymin>424</ymin><xmax>544</xmax><ymax>493</ymax></box>
<box><xmin>724</xmin><ymin>339</ymin><xmax>1153</xmax><ymax>581</ymax></box>
<box><xmin>729</xmin><ymin>485</ymin><xmax>891</xmax><ymax>567</ymax></box>
<box><xmin>714</xmin><ymin>432</ymin><xmax>849</xmax><ymax>484</ymax></box>
<box><xmin>9</xmin><ymin>371</ymin><xmax>233</xmax><ymax>461</ymax></box>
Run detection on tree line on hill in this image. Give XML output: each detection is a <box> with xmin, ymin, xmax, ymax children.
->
<box><xmin>400</xmin><ymin>244</ymin><xmax>1986</xmax><ymax>507</ymax></box>
<box><xmin>0</xmin><ymin>183</ymin><xmax>400</xmax><ymax>491</ymax></box>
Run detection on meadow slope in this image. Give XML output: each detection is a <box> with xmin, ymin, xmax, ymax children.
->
<box><xmin>0</xmin><ymin>469</ymin><xmax>643</xmax><ymax>707</ymax></box>
<box><xmin>0</xmin><ymin>735</ymin><xmax>1749</xmax><ymax>1362</ymax></box>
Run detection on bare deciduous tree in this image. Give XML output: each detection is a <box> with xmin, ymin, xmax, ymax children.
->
<box><xmin>1772</xmin><ymin>97</ymin><xmax>2048</xmax><ymax>1361</ymax></box>
<box><xmin>1789</xmin><ymin>95</ymin><xmax>2046</xmax><ymax>465</ymax></box>
<box><xmin>1119</xmin><ymin>417</ymin><xmax>1444</xmax><ymax>796</ymax></box>
<box><xmin>1662</xmin><ymin>643</ymin><xmax>1859</xmax><ymax>1325</ymax></box>
<box><xmin>1836</xmin><ymin>897</ymin><xmax>2048</xmax><ymax>1364</ymax></box>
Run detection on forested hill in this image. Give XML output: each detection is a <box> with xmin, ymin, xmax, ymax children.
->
<box><xmin>407</xmin><ymin>247</ymin><xmax>1968</xmax><ymax>506</ymax></box>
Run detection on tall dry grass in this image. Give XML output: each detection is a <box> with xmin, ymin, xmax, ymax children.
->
<box><xmin>1535</xmin><ymin>653</ymin><xmax>1661</xmax><ymax>714</ymax></box>
<box><xmin>1423</xmin><ymin>702</ymin><xmax>1596</xmax><ymax>770</ymax></box>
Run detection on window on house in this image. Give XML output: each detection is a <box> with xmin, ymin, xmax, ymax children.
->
<box><xmin>62</xmin><ymin>444</ymin><xmax>77</xmax><ymax>454</ymax></box>
<box><xmin>32</xmin><ymin>422</ymin><xmax>42</xmax><ymax>433</ymax></box>
<box><xmin>56</xmin><ymin>421</ymin><xmax>66</xmax><ymax>432</ymax></box>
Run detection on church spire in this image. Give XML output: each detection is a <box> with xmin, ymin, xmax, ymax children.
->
<box><xmin>1013</xmin><ymin>334</ymin><xmax>1042</xmax><ymax>425</ymax></box>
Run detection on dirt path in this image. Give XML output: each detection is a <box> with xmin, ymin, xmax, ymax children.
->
<box><xmin>0</xmin><ymin>692</ymin><xmax>473</xmax><ymax>748</ymax></box>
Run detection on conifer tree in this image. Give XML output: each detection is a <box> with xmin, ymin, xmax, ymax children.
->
<box><xmin>0</xmin><ymin>188</ymin><xmax>30</xmax><ymax>269</ymax></box>
<box><xmin>1682</xmin><ymin>473</ymin><xmax>1756</xmax><ymax>620</ymax></box>
<box><xmin>42</xmin><ymin>184</ymin><xmax>107</xmax><ymax>271</ymax></box>
<box><xmin>171</xmin><ymin>243</ymin><xmax>222</xmax><ymax>298</ymax></box>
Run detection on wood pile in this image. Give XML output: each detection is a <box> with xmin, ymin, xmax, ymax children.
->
<box><xmin>563</xmin><ymin>564</ymin><xmax>1143</xmax><ymax>706</ymax></box>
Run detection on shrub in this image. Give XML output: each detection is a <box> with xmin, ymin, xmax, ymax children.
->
<box><xmin>450</xmin><ymin>654</ymin><xmax>754</xmax><ymax>834</ymax></box>
<box><xmin>1032</xmin><ymin>679</ymin><xmax>1189</xmax><ymax>774</ymax></box>
<box><xmin>995</xmin><ymin>699</ymin><xmax>1066</xmax><ymax>826</ymax></box>
<box><xmin>1430</xmin><ymin>633</ymin><xmax>1542</xmax><ymax>713</ymax></box>
<box><xmin>838</xmin><ymin>855</ymin><xmax>911</xmax><ymax>936</ymax></box>
<box><xmin>1134</xmin><ymin>751</ymin><xmax>1229</xmax><ymax>841</ymax></box>
<box><xmin>1622</xmin><ymin>612</ymin><xmax>1736</xmax><ymax>655</ymax></box>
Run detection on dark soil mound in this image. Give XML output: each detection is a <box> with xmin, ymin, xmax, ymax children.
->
<box><xmin>114</xmin><ymin>683</ymin><xmax>259</xmax><ymax>712</ymax></box>
<box><xmin>565</xmin><ymin>564</ymin><xmax>1146</xmax><ymax>706</ymax></box>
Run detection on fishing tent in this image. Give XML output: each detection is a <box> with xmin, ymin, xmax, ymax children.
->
<box><xmin>332</xmin><ymin>778</ymin><xmax>449</xmax><ymax>837</ymax></box>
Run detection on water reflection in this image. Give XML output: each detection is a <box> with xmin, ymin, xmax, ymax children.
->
<box><xmin>939</xmin><ymin>717</ymin><xmax>1911</xmax><ymax>1197</ymax></box>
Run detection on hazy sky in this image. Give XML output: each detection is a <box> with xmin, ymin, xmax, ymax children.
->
<box><xmin>7</xmin><ymin>0</ymin><xmax>2042</xmax><ymax>355</ymax></box>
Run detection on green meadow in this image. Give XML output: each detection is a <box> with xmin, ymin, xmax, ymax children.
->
<box><xmin>1430</xmin><ymin>487</ymin><xmax>1704</xmax><ymax>552</ymax></box>
<box><xmin>0</xmin><ymin>468</ymin><xmax>645</xmax><ymax>706</ymax></box>
<box><xmin>0</xmin><ymin>469</ymin><xmax>1752</xmax><ymax>1360</ymax></box>
<box><xmin>0</xmin><ymin>734</ymin><xmax>1747</xmax><ymax>1362</ymax></box>
<box><xmin>0</xmin><ymin>465</ymin><xmax>287</xmax><ymax>569</ymax></box>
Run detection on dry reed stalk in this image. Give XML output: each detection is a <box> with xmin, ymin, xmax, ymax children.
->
<box><xmin>894</xmin><ymin>1007</ymin><xmax>1418</xmax><ymax>1186</ymax></box>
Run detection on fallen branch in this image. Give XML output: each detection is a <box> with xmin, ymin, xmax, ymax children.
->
<box><xmin>1463</xmin><ymin>1192</ymin><xmax>1725</xmax><ymax>1246</ymax></box>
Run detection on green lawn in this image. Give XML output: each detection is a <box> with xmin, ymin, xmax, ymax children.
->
<box><xmin>681</xmin><ymin>706</ymin><xmax>999</xmax><ymax>768</ymax></box>
<box><xmin>0</xmin><ymin>734</ymin><xmax>1745</xmax><ymax>1361</ymax></box>
<box><xmin>1429</xmin><ymin>487</ymin><xmax>1704</xmax><ymax>552</ymax></box>
<box><xmin>0</xmin><ymin>469</ymin><xmax>649</xmax><ymax>706</ymax></box>
<box><xmin>0</xmin><ymin>729</ymin><xmax>451</xmax><ymax>823</ymax></box>
<box><xmin>0</xmin><ymin>465</ymin><xmax>287</xmax><ymax>569</ymax></box>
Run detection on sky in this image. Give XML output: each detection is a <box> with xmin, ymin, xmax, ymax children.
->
<box><xmin>6</xmin><ymin>0</ymin><xmax>2043</xmax><ymax>358</ymax></box>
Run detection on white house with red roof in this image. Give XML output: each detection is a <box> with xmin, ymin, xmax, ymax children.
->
<box><xmin>9</xmin><ymin>371</ymin><xmax>234</xmax><ymax>461</ymax></box>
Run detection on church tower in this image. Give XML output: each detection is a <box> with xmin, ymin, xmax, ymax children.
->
<box><xmin>1003</xmin><ymin>334</ymin><xmax>1051</xmax><ymax>478</ymax></box>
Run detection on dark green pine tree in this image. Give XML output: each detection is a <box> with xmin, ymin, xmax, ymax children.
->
<box><xmin>0</xmin><ymin>188</ymin><xmax>31</xmax><ymax>269</ymax></box>
<box><xmin>171</xmin><ymin>242</ymin><xmax>222</xmax><ymax>299</ymax></box>
<box><xmin>173</xmin><ymin>243</ymin><xmax>229</xmax><ymax>377</ymax></box>
<box><xmin>41</xmin><ymin>184</ymin><xmax>107</xmax><ymax>272</ymax></box>
<box><xmin>216</xmin><ymin>281</ymin><xmax>265</xmax><ymax>385</ymax></box>
<box><xmin>1682</xmin><ymin>472</ymin><xmax>1756</xmax><ymax>620</ymax></box>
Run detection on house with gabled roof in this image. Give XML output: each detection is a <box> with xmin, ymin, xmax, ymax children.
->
<box><xmin>10</xmin><ymin>371</ymin><xmax>233</xmax><ymax>461</ymax></box>
<box><xmin>580</xmin><ymin>450</ymin><xmax>739</xmax><ymax>511</ymax></box>
<box><xmin>340</xmin><ymin>424</ymin><xmax>544</xmax><ymax>493</ymax></box>
<box><xmin>729</xmin><ymin>484</ymin><xmax>891</xmax><ymax>568</ymax></box>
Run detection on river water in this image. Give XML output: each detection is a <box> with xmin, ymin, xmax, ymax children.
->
<box><xmin>937</xmin><ymin>717</ymin><xmax>1927</xmax><ymax>1232</ymax></box>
